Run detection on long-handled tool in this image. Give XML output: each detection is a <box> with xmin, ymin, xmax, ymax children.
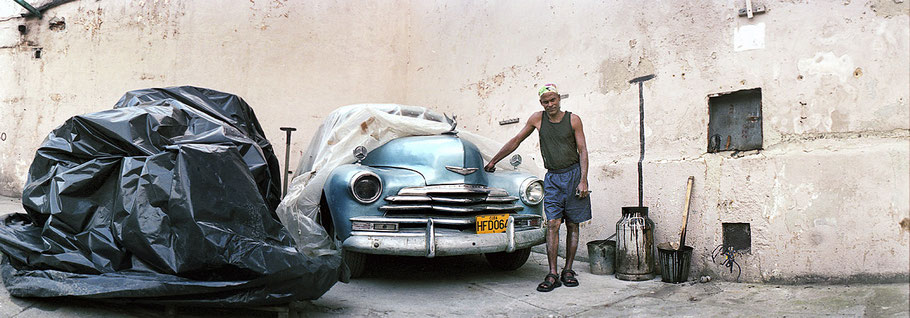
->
<box><xmin>280</xmin><ymin>127</ymin><xmax>297</xmax><ymax>198</ymax></box>
<box><xmin>672</xmin><ymin>176</ymin><xmax>695</xmax><ymax>250</ymax></box>
<box><xmin>657</xmin><ymin>176</ymin><xmax>696</xmax><ymax>283</ymax></box>
<box><xmin>628</xmin><ymin>74</ymin><xmax>655</xmax><ymax>207</ymax></box>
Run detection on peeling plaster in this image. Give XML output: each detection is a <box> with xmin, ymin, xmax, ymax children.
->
<box><xmin>868</xmin><ymin>0</ymin><xmax>910</xmax><ymax>18</ymax></box>
<box><xmin>797</xmin><ymin>52</ymin><xmax>856</xmax><ymax>83</ymax></box>
<box><xmin>598</xmin><ymin>55</ymin><xmax>655</xmax><ymax>95</ymax></box>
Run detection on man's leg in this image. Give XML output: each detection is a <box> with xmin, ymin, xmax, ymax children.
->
<box><xmin>563</xmin><ymin>221</ymin><xmax>579</xmax><ymax>271</ymax></box>
<box><xmin>546</xmin><ymin>218</ymin><xmax>561</xmax><ymax>276</ymax></box>
<box><xmin>559</xmin><ymin>221</ymin><xmax>581</xmax><ymax>287</ymax></box>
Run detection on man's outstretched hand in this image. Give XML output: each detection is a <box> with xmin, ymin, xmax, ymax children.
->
<box><xmin>483</xmin><ymin>162</ymin><xmax>496</xmax><ymax>173</ymax></box>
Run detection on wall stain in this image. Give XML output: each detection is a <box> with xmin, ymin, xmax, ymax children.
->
<box><xmin>130</xmin><ymin>0</ymin><xmax>186</xmax><ymax>40</ymax></box>
<box><xmin>73</xmin><ymin>6</ymin><xmax>104</xmax><ymax>38</ymax></box>
<box><xmin>462</xmin><ymin>70</ymin><xmax>511</xmax><ymax>100</ymax></box>
<box><xmin>138</xmin><ymin>73</ymin><xmax>163</xmax><ymax>81</ymax></box>
<box><xmin>868</xmin><ymin>0</ymin><xmax>910</xmax><ymax>18</ymax></box>
<box><xmin>249</xmin><ymin>0</ymin><xmax>291</xmax><ymax>31</ymax></box>
<box><xmin>900</xmin><ymin>218</ymin><xmax>910</xmax><ymax>234</ymax></box>
<box><xmin>599</xmin><ymin>54</ymin><xmax>654</xmax><ymax>95</ymax></box>
<box><xmin>600</xmin><ymin>166</ymin><xmax>622</xmax><ymax>179</ymax></box>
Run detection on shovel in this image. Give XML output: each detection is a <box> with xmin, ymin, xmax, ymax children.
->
<box><xmin>657</xmin><ymin>176</ymin><xmax>695</xmax><ymax>283</ymax></box>
<box><xmin>670</xmin><ymin>176</ymin><xmax>694</xmax><ymax>250</ymax></box>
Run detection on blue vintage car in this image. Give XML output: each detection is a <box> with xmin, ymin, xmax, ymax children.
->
<box><xmin>317</xmin><ymin>126</ymin><xmax>547</xmax><ymax>277</ymax></box>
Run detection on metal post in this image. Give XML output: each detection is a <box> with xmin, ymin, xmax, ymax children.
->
<box><xmin>628</xmin><ymin>74</ymin><xmax>655</xmax><ymax>207</ymax></box>
<box><xmin>280</xmin><ymin>127</ymin><xmax>296</xmax><ymax>198</ymax></box>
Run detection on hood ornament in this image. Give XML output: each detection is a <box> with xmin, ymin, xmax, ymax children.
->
<box><xmin>509</xmin><ymin>154</ymin><xmax>522</xmax><ymax>169</ymax></box>
<box><xmin>446</xmin><ymin>166</ymin><xmax>477</xmax><ymax>175</ymax></box>
<box><xmin>353</xmin><ymin>146</ymin><xmax>368</xmax><ymax>164</ymax></box>
<box><xmin>443</xmin><ymin>114</ymin><xmax>458</xmax><ymax>135</ymax></box>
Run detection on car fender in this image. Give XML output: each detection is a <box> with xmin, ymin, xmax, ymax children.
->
<box><xmin>324</xmin><ymin>164</ymin><xmax>426</xmax><ymax>240</ymax></box>
<box><xmin>484</xmin><ymin>170</ymin><xmax>544</xmax><ymax>217</ymax></box>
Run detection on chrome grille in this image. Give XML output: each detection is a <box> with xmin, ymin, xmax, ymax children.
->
<box><xmin>381</xmin><ymin>184</ymin><xmax>522</xmax><ymax>216</ymax></box>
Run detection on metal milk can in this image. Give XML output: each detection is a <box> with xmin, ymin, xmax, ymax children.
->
<box><xmin>614</xmin><ymin>206</ymin><xmax>656</xmax><ymax>281</ymax></box>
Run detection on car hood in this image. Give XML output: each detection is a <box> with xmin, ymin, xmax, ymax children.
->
<box><xmin>361</xmin><ymin>135</ymin><xmax>489</xmax><ymax>185</ymax></box>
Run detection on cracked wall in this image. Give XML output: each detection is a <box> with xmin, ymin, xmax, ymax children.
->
<box><xmin>0</xmin><ymin>0</ymin><xmax>908</xmax><ymax>282</ymax></box>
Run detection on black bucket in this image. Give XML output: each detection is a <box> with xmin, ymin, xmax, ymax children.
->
<box><xmin>657</xmin><ymin>243</ymin><xmax>693</xmax><ymax>283</ymax></box>
<box><xmin>586</xmin><ymin>239</ymin><xmax>615</xmax><ymax>275</ymax></box>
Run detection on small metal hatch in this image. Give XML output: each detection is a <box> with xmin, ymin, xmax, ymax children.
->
<box><xmin>708</xmin><ymin>88</ymin><xmax>763</xmax><ymax>153</ymax></box>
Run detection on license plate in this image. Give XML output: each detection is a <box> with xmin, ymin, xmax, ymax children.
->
<box><xmin>476</xmin><ymin>214</ymin><xmax>509</xmax><ymax>234</ymax></box>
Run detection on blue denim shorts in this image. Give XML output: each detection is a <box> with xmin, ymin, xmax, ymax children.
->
<box><xmin>543</xmin><ymin>163</ymin><xmax>592</xmax><ymax>224</ymax></box>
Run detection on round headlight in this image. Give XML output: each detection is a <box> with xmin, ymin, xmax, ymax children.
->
<box><xmin>520</xmin><ymin>178</ymin><xmax>544</xmax><ymax>205</ymax></box>
<box><xmin>350</xmin><ymin>171</ymin><xmax>382</xmax><ymax>204</ymax></box>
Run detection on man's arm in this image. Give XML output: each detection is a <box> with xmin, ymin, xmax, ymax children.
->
<box><xmin>571</xmin><ymin>114</ymin><xmax>589</xmax><ymax>198</ymax></box>
<box><xmin>484</xmin><ymin>113</ymin><xmax>540</xmax><ymax>172</ymax></box>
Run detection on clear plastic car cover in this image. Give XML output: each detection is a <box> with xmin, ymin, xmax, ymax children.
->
<box><xmin>276</xmin><ymin>104</ymin><xmax>542</xmax><ymax>257</ymax></box>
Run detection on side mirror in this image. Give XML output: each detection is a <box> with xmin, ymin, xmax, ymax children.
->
<box><xmin>353</xmin><ymin>146</ymin><xmax>368</xmax><ymax>163</ymax></box>
<box><xmin>509</xmin><ymin>154</ymin><xmax>522</xmax><ymax>169</ymax></box>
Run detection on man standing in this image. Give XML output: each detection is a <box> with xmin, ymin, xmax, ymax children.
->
<box><xmin>484</xmin><ymin>83</ymin><xmax>591</xmax><ymax>292</ymax></box>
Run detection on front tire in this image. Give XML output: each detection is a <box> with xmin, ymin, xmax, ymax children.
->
<box><xmin>343</xmin><ymin>249</ymin><xmax>368</xmax><ymax>278</ymax></box>
<box><xmin>320</xmin><ymin>194</ymin><xmax>367</xmax><ymax>278</ymax></box>
<box><xmin>485</xmin><ymin>247</ymin><xmax>531</xmax><ymax>271</ymax></box>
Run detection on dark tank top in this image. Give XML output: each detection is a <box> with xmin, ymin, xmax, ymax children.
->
<box><xmin>539</xmin><ymin>111</ymin><xmax>579</xmax><ymax>171</ymax></box>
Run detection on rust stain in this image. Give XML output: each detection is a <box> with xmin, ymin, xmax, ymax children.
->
<box><xmin>492</xmin><ymin>73</ymin><xmax>505</xmax><ymax>86</ymax></box>
<box><xmin>463</xmin><ymin>71</ymin><xmax>508</xmax><ymax>99</ymax></box>
<box><xmin>360</xmin><ymin>117</ymin><xmax>375</xmax><ymax>133</ymax></box>
<box><xmin>900</xmin><ymin>218</ymin><xmax>910</xmax><ymax>234</ymax></box>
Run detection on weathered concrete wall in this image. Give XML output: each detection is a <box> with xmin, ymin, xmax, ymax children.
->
<box><xmin>404</xmin><ymin>1</ymin><xmax>910</xmax><ymax>282</ymax></box>
<box><xmin>0</xmin><ymin>0</ymin><xmax>410</xmax><ymax>196</ymax></box>
<box><xmin>0</xmin><ymin>0</ymin><xmax>907</xmax><ymax>282</ymax></box>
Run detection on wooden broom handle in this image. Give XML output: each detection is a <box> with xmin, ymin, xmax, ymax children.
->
<box><xmin>678</xmin><ymin>176</ymin><xmax>694</xmax><ymax>249</ymax></box>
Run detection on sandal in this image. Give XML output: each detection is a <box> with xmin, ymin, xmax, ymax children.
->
<box><xmin>536</xmin><ymin>273</ymin><xmax>562</xmax><ymax>292</ymax></box>
<box><xmin>561</xmin><ymin>269</ymin><xmax>579</xmax><ymax>287</ymax></box>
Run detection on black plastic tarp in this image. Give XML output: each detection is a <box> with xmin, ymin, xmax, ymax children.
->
<box><xmin>0</xmin><ymin>86</ymin><xmax>341</xmax><ymax>306</ymax></box>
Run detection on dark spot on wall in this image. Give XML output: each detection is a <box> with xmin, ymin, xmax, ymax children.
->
<box><xmin>0</xmin><ymin>173</ymin><xmax>24</xmax><ymax>197</ymax></box>
<box><xmin>18</xmin><ymin>25</ymin><xmax>26</xmax><ymax>35</ymax></box>
<box><xmin>49</xmin><ymin>17</ymin><xmax>66</xmax><ymax>31</ymax></box>
<box><xmin>900</xmin><ymin>218</ymin><xmax>910</xmax><ymax>234</ymax></box>
<box><xmin>600</xmin><ymin>166</ymin><xmax>621</xmax><ymax>179</ymax></box>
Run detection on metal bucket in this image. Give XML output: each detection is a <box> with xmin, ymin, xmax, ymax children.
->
<box><xmin>657</xmin><ymin>242</ymin><xmax>693</xmax><ymax>283</ymax></box>
<box><xmin>586</xmin><ymin>239</ymin><xmax>615</xmax><ymax>275</ymax></box>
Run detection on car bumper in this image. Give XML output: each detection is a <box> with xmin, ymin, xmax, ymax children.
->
<box><xmin>342</xmin><ymin>216</ymin><xmax>546</xmax><ymax>257</ymax></box>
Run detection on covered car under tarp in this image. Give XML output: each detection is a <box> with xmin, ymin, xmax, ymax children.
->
<box><xmin>0</xmin><ymin>86</ymin><xmax>341</xmax><ymax>306</ymax></box>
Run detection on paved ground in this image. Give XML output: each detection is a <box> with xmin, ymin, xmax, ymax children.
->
<box><xmin>0</xmin><ymin>196</ymin><xmax>907</xmax><ymax>317</ymax></box>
